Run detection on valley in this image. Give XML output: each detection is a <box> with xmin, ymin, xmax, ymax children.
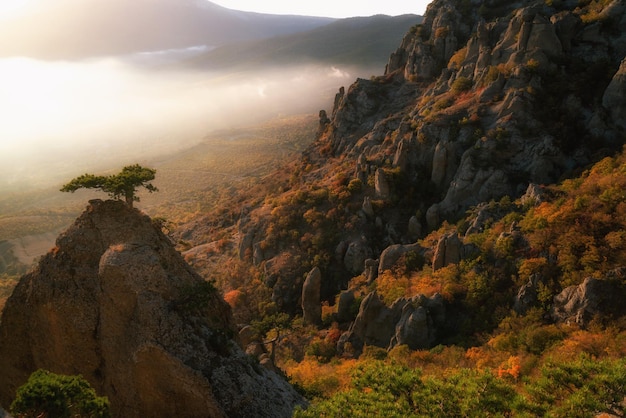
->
<box><xmin>2</xmin><ymin>0</ymin><xmax>626</xmax><ymax>416</ymax></box>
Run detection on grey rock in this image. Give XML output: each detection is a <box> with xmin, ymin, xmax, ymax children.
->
<box><xmin>603</xmin><ymin>57</ymin><xmax>626</xmax><ymax>131</ymax></box>
<box><xmin>408</xmin><ymin>216</ymin><xmax>422</xmax><ymax>241</ymax></box>
<box><xmin>514</xmin><ymin>274</ymin><xmax>539</xmax><ymax>315</ymax></box>
<box><xmin>364</xmin><ymin>258</ymin><xmax>380</xmax><ymax>283</ymax></box>
<box><xmin>378</xmin><ymin>243</ymin><xmax>423</xmax><ymax>274</ymax></box>
<box><xmin>302</xmin><ymin>267</ymin><xmax>322</xmax><ymax>326</ymax></box>
<box><xmin>338</xmin><ymin>291</ymin><xmax>446</xmax><ymax>356</ymax></box>
<box><xmin>375</xmin><ymin>168</ymin><xmax>391</xmax><ymax>199</ymax></box>
<box><xmin>0</xmin><ymin>406</ymin><xmax>11</xmax><ymax>418</ymax></box>
<box><xmin>432</xmin><ymin>231</ymin><xmax>463</xmax><ymax>271</ymax></box>
<box><xmin>552</xmin><ymin>277</ymin><xmax>626</xmax><ymax>327</ymax></box>
<box><xmin>0</xmin><ymin>200</ymin><xmax>304</xmax><ymax>418</ymax></box>
<box><xmin>521</xmin><ymin>183</ymin><xmax>545</xmax><ymax>206</ymax></box>
<box><xmin>362</xmin><ymin>196</ymin><xmax>375</xmax><ymax>218</ymax></box>
<box><xmin>336</xmin><ymin>290</ymin><xmax>356</xmax><ymax>323</ymax></box>
<box><xmin>344</xmin><ymin>239</ymin><xmax>372</xmax><ymax>275</ymax></box>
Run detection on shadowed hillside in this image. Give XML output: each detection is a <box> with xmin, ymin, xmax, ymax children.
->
<box><xmin>2</xmin><ymin>0</ymin><xmax>626</xmax><ymax>415</ymax></box>
<box><xmin>191</xmin><ymin>14</ymin><xmax>423</xmax><ymax>70</ymax></box>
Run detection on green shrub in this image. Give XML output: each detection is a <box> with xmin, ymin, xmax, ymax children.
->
<box><xmin>451</xmin><ymin>76</ymin><xmax>473</xmax><ymax>94</ymax></box>
<box><xmin>11</xmin><ymin>369</ymin><xmax>110</xmax><ymax>418</ymax></box>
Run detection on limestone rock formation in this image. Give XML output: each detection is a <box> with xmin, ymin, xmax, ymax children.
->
<box><xmin>514</xmin><ymin>274</ymin><xmax>539</xmax><ymax>315</ymax></box>
<box><xmin>337</xmin><ymin>291</ymin><xmax>446</xmax><ymax>356</ymax></box>
<box><xmin>336</xmin><ymin>290</ymin><xmax>356</xmax><ymax>323</ymax></box>
<box><xmin>181</xmin><ymin>0</ymin><xmax>626</xmax><ymax>343</ymax></box>
<box><xmin>343</xmin><ymin>238</ymin><xmax>372</xmax><ymax>275</ymax></box>
<box><xmin>390</xmin><ymin>293</ymin><xmax>446</xmax><ymax>350</ymax></box>
<box><xmin>302</xmin><ymin>267</ymin><xmax>322</xmax><ymax>326</ymax></box>
<box><xmin>603</xmin><ymin>57</ymin><xmax>626</xmax><ymax>131</ymax></box>
<box><xmin>374</xmin><ymin>168</ymin><xmax>391</xmax><ymax>199</ymax></box>
<box><xmin>551</xmin><ymin>276</ymin><xmax>626</xmax><ymax>327</ymax></box>
<box><xmin>378</xmin><ymin>243</ymin><xmax>424</xmax><ymax>274</ymax></box>
<box><xmin>0</xmin><ymin>200</ymin><xmax>304</xmax><ymax>418</ymax></box>
<box><xmin>432</xmin><ymin>231</ymin><xmax>464</xmax><ymax>271</ymax></box>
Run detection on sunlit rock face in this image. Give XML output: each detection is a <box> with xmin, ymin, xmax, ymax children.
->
<box><xmin>0</xmin><ymin>199</ymin><xmax>304</xmax><ymax>418</ymax></box>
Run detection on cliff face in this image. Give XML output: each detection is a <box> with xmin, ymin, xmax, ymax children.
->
<box><xmin>325</xmin><ymin>0</ymin><xmax>626</xmax><ymax>225</ymax></box>
<box><xmin>0</xmin><ymin>200</ymin><xmax>304</xmax><ymax>418</ymax></box>
<box><xmin>228</xmin><ymin>0</ymin><xmax>626</xmax><ymax>336</ymax></box>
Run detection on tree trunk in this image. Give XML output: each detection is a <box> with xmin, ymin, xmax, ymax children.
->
<box><xmin>125</xmin><ymin>191</ymin><xmax>134</xmax><ymax>208</ymax></box>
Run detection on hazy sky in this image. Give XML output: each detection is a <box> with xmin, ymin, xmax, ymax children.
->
<box><xmin>210</xmin><ymin>0</ymin><xmax>430</xmax><ymax>18</ymax></box>
<box><xmin>0</xmin><ymin>0</ymin><xmax>431</xmax><ymax>20</ymax></box>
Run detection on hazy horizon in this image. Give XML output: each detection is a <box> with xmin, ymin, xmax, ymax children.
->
<box><xmin>0</xmin><ymin>52</ymin><xmax>367</xmax><ymax>192</ymax></box>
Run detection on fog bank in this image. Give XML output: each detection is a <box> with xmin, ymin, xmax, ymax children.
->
<box><xmin>0</xmin><ymin>55</ymin><xmax>362</xmax><ymax>191</ymax></box>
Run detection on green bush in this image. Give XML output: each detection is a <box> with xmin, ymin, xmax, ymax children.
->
<box><xmin>11</xmin><ymin>369</ymin><xmax>110</xmax><ymax>418</ymax></box>
<box><xmin>451</xmin><ymin>76</ymin><xmax>473</xmax><ymax>94</ymax></box>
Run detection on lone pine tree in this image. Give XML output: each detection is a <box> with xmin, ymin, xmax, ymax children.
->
<box><xmin>60</xmin><ymin>164</ymin><xmax>157</xmax><ymax>208</ymax></box>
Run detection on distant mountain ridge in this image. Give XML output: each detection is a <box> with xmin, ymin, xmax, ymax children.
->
<box><xmin>190</xmin><ymin>14</ymin><xmax>423</xmax><ymax>70</ymax></box>
<box><xmin>0</xmin><ymin>0</ymin><xmax>336</xmax><ymax>59</ymax></box>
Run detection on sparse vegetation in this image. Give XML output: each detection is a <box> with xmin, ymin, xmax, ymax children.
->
<box><xmin>451</xmin><ymin>76</ymin><xmax>473</xmax><ymax>94</ymax></box>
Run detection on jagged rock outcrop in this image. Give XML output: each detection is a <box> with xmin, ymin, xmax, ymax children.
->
<box><xmin>551</xmin><ymin>276</ymin><xmax>626</xmax><ymax>327</ymax></box>
<box><xmin>189</xmin><ymin>0</ymin><xmax>626</xmax><ymax>338</ymax></box>
<box><xmin>374</xmin><ymin>168</ymin><xmax>391</xmax><ymax>199</ymax></box>
<box><xmin>514</xmin><ymin>274</ymin><xmax>539</xmax><ymax>315</ymax></box>
<box><xmin>302</xmin><ymin>267</ymin><xmax>322</xmax><ymax>326</ymax></box>
<box><xmin>337</xmin><ymin>291</ymin><xmax>446</xmax><ymax>355</ymax></box>
<box><xmin>0</xmin><ymin>200</ymin><xmax>304</xmax><ymax>418</ymax></box>
<box><xmin>390</xmin><ymin>293</ymin><xmax>446</xmax><ymax>350</ymax></box>
<box><xmin>432</xmin><ymin>231</ymin><xmax>464</xmax><ymax>271</ymax></box>
<box><xmin>603</xmin><ymin>57</ymin><xmax>626</xmax><ymax>131</ymax></box>
<box><xmin>378</xmin><ymin>243</ymin><xmax>424</xmax><ymax>274</ymax></box>
<box><xmin>342</xmin><ymin>238</ymin><xmax>373</xmax><ymax>275</ymax></box>
<box><xmin>336</xmin><ymin>290</ymin><xmax>356</xmax><ymax>323</ymax></box>
<box><xmin>318</xmin><ymin>0</ymin><xmax>626</xmax><ymax>227</ymax></box>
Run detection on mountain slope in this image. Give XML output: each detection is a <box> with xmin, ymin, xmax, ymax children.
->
<box><xmin>178</xmin><ymin>0</ymin><xmax>626</xmax><ymax>339</ymax></box>
<box><xmin>190</xmin><ymin>14</ymin><xmax>423</xmax><ymax>69</ymax></box>
<box><xmin>0</xmin><ymin>0</ymin><xmax>335</xmax><ymax>59</ymax></box>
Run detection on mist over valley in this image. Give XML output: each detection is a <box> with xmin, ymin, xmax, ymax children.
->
<box><xmin>0</xmin><ymin>4</ymin><xmax>420</xmax><ymax>274</ymax></box>
<box><xmin>0</xmin><ymin>54</ymin><xmax>360</xmax><ymax>191</ymax></box>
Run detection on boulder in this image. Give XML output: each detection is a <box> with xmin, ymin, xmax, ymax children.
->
<box><xmin>390</xmin><ymin>294</ymin><xmax>445</xmax><ymax>350</ymax></box>
<box><xmin>336</xmin><ymin>290</ymin><xmax>356</xmax><ymax>323</ymax></box>
<box><xmin>337</xmin><ymin>291</ymin><xmax>446</xmax><ymax>356</ymax></box>
<box><xmin>407</xmin><ymin>216</ymin><xmax>422</xmax><ymax>241</ymax></box>
<box><xmin>513</xmin><ymin>274</ymin><xmax>539</xmax><ymax>315</ymax></box>
<box><xmin>521</xmin><ymin>183</ymin><xmax>545</xmax><ymax>206</ymax></box>
<box><xmin>431</xmin><ymin>141</ymin><xmax>448</xmax><ymax>187</ymax></box>
<box><xmin>0</xmin><ymin>406</ymin><xmax>11</xmax><ymax>418</ymax></box>
<box><xmin>432</xmin><ymin>231</ymin><xmax>464</xmax><ymax>271</ymax></box>
<box><xmin>343</xmin><ymin>239</ymin><xmax>372</xmax><ymax>275</ymax></box>
<box><xmin>302</xmin><ymin>267</ymin><xmax>322</xmax><ymax>326</ymax></box>
<box><xmin>0</xmin><ymin>200</ymin><xmax>304</xmax><ymax>418</ymax></box>
<box><xmin>362</xmin><ymin>196</ymin><xmax>375</xmax><ymax>218</ymax></box>
<box><xmin>375</xmin><ymin>168</ymin><xmax>391</xmax><ymax>199</ymax></box>
<box><xmin>552</xmin><ymin>277</ymin><xmax>626</xmax><ymax>327</ymax></box>
<box><xmin>337</xmin><ymin>292</ymin><xmax>395</xmax><ymax>355</ymax></box>
<box><xmin>363</xmin><ymin>258</ymin><xmax>379</xmax><ymax>283</ymax></box>
<box><xmin>378</xmin><ymin>243</ymin><xmax>423</xmax><ymax>274</ymax></box>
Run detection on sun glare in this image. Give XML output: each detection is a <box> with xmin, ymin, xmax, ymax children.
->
<box><xmin>0</xmin><ymin>0</ymin><xmax>34</xmax><ymax>20</ymax></box>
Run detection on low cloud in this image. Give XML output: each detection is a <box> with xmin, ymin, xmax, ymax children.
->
<box><xmin>0</xmin><ymin>55</ymin><xmax>364</xmax><ymax>190</ymax></box>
